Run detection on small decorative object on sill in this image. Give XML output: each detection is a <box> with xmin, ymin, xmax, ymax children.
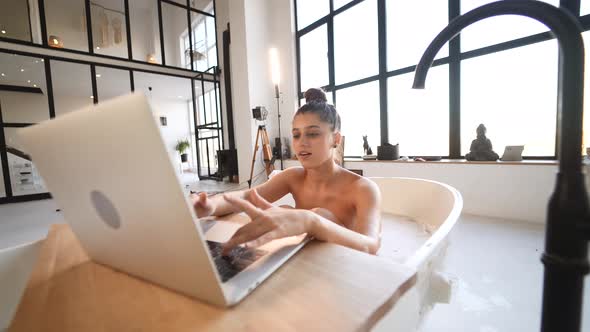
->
<box><xmin>377</xmin><ymin>143</ymin><xmax>399</xmax><ymax>160</ymax></box>
<box><xmin>362</xmin><ymin>135</ymin><xmax>373</xmax><ymax>156</ymax></box>
<box><xmin>465</xmin><ymin>123</ymin><xmax>499</xmax><ymax>161</ymax></box>
<box><xmin>48</xmin><ymin>35</ymin><xmax>64</xmax><ymax>48</ymax></box>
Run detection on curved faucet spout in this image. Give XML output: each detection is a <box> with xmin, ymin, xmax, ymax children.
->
<box><xmin>413</xmin><ymin>1</ymin><xmax>588</xmax><ymax>331</ymax></box>
<box><xmin>413</xmin><ymin>0</ymin><xmax>584</xmax><ymax>173</ymax></box>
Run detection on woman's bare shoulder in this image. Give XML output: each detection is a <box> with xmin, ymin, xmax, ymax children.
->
<box><xmin>339</xmin><ymin>168</ymin><xmax>380</xmax><ymax>197</ymax></box>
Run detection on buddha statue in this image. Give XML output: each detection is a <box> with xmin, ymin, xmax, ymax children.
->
<box><xmin>465</xmin><ymin>124</ymin><xmax>499</xmax><ymax>161</ymax></box>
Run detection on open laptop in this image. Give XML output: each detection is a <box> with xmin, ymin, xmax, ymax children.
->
<box><xmin>501</xmin><ymin>145</ymin><xmax>525</xmax><ymax>161</ymax></box>
<box><xmin>16</xmin><ymin>93</ymin><xmax>307</xmax><ymax>307</ymax></box>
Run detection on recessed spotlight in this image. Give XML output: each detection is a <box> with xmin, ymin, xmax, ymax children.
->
<box><xmin>20</xmin><ymin>68</ymin><xmax>24</xmax><ymax>72</ymax></box>
<box><xmin>1</xmin><ymin>73</ymin><xmax>4</xmax><ymax>77</ymax></box>
<box><xmin>35</xmin><ymin>60</ymin><xmax>39</xmax><ymax>63</ymax></box>
<box><xmin>33</xmin><ymin>84</ymin><xmax>37</xmax><ymax>87</ymax></box>
<box><xmin>96</xmin><ymin>74</ymin><xmax>101</xmax><ymax>78</ymax></box>
<box><xmin>90</xmin><ymin>96</ymin><xmax>94</xmax><ymax>99</ymax></box>
<box><xmin>1</xmin><ymin>30</ymin><xmax>6</xmax><ymax>34</ymax></box>
<box><xmin>27</xmin><ymin>80</ymin><xmax>31</xmax><ymax>83</ymax></box>
<box><xmin>41</xmin><ymin>59</ymin><xmax>44</xmax><ymax>62</ymax></box>
<box><xmin>96</xmin><ymin>46</ymin><xmax>100</xmax><ymax>50</ymax></box>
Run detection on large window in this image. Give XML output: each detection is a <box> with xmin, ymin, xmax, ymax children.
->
<box><xmin>295</xmin><ymin>0</ymin><xmax>590</xmax><ymax>158</ymax></box>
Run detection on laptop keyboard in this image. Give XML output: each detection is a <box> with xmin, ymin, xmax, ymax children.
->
<box><xmin>206</xmin><ymin>241</ymin><xmax>267</xmax><ymax>282</ymax></box>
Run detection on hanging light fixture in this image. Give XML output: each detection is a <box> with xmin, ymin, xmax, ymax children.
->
<box><xmin>48</xmin><ymin>35</ymin><xmax>63</xmax><ymax>48</ymax></box>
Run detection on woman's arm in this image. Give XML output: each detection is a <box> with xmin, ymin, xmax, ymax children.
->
<box><xmin>191</xmin><ymin>168</ymin><xmax>297</xmax><ymax>217</ymax></box>
<box><xmin>311</xmin><ymin>180</ymin><xmax>382</xmax><ymax>254</ymax></box>
<box><xmin>221</xmin><ymin>180</ymin><xmax>382</xmax><ymax>255</ymax></box>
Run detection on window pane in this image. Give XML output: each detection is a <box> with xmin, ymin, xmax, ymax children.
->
<box><xmin>51</xmin><ymin>60</ymin><xmax>93</xmax><ymax>117</ymax></box>
<box><xmin>300</xmin><ymin>25</ymin><xmax>329</xmax><ymax>91</ymax></box>
<box><xmin>582</xmin><ymin>0</ymin><xmax>590</xmax><ymax>16</ymax></box>
<box><xmin>191</xmin><ymin>12</ymin><xmax>216</xmax><ymax>72</ymax></box>
<box><xmin>162</xmin><ymin>3</ymin><xmax>189</xmax><ymax>68</ymax></box>
<box><xmin>334</xmin><ymin>0</ymin><xmax>354</xmax><ymax>11</ymax></box>
<box><xmin>388</xmin><ymin>65</ymin><xmax>449</xmax><ymax>157</ymax></box>
<box><xmin>190</xmin><ymin>0</ymin><xmax>214</xmax><ymax>14</ymax></box>
<box><xmin>0</xmin><ymin>0</ymin><xmax>34</xmax><ymax>43</ymax></box>
<box><xmin>130</xmin><ymin>0</ymin><xmax>162</xmax><ymax>64</ymax></box>
<box><xmin>334</xmin><ymin>0</ymin><xmax>378</xmax><ymax>85</ymax></box>
<box><xmin>460</xmin><ymin>0</ymin><xmax>558</xmax><ymax>52</ymax></box>
<box><xmin>461</xmin><ymin>40</ymin><xmax>558</xmax><ymax>156</ymax></box>
<box><xmin>387</xmin><ymin>0</ymin><xmax>448</xmax><ymax>70</ymax></box>
<box><xmin>5</xmin><ymin>129</ymin><xmax>47</xmax><ymax>196</ymax></box>
<box><xmin>45</xmin><ymin>0</ymin><xmax>88</xmax><ymax>52</ymax></box>
<box><xmin>96</xmin><ymin>67</ymin><xmax>130</xmax><ymax>102</ymax></box>
<box><xmin>91</xmin><ymin>0</ymin><xmax>128</xmax><ymax>58</ymax></box>
<box><xmin>335</xmin><ymin>81</ymin><xmax>380</xmax><ymax>156</ymax></box>
<box><xmin>0</xmin><ymin>53</ymin><xmax>49</xmax><ymax>123</ymax></box>
<box><xmin>296</xmin><ymin>0</ymin><xmax>329</xmax><ymax>30</ymax></box>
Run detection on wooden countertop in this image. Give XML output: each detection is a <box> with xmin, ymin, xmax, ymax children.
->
<box><xmin>9</xmin><ymin>224</ymin><xmax>416</xmax><ymax>332</ymax></box>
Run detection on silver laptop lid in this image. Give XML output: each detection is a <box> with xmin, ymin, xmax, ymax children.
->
<box><xmin>17</xmin><ymin>93</ymin><xmax>226</xmax><ymax>306</ymax></box>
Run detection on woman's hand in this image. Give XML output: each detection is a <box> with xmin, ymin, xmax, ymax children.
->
<box><xmin>222</xmin><ymin>189</ymin><xmax>314</xmax><ymax>255</ymax></box>
<box><xmin>190</xmin><ymin>192</ymin><xmax>216</xmax><ymax>218</ymax></box>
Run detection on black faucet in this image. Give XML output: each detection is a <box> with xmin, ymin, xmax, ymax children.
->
<box><xmin>412</xmin><ymin>1</ymin><xmax>589</xmax><ymax>331</ymax></box>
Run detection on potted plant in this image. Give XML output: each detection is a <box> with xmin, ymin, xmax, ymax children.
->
<box><xmin>175</xmin><ymin>139</ymin><xmax>190</xmax><ymax>163</ymax></box>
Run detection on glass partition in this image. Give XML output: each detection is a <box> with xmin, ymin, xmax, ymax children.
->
<box><xmin>0</xmin><ymin>0</ymin><xmax>35</xmax><ymax>43</ymax></box>
<box><xmin>162</xmin><ymin>2</ymin><xmax>189</xmax><ymax>69</ymax></box>
<box><xmin>51</xmin><ymin>60</ymin><xmax>94</xmax><ymax>117</ymax></box>
<box><xmin>91</xmin><ymin>0</ymin><xmax>128</xmax><ymax>58</ymax></box>
<box><xmin>44</xmin><ymin>0</ymin><xmax>89</xmax><ymax>52</ymax></box>
<box><xmin>0</xmin><ymin>53</ymin><xmax>50</xmax><ymax>123</ymax></box>
<box><xmin>129</xmin><ymin>0</ymin><xmax>162</xmax><ymax>64</ymax></box>
<box><xmin>96</xmin><ymin>66</ymin><xmax>131</xmax><ymax>102</ymax></box>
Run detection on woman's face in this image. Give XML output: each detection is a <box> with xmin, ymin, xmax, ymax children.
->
<box><xmin>292</xmin><ymin>113</ymin><xmax>339</xmax><ymax>167</ymax></box>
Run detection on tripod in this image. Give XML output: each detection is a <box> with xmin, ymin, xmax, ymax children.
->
<box><xmin>248</xmin><ymin>125</ymin><xmax>275</xmax><ymax>188</ymax></box>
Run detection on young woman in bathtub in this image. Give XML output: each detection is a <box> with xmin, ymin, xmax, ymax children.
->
<box><xmin>191</xmin><ymin>88</ymin><xmax>381</xmax><ymax>255</ymax></box>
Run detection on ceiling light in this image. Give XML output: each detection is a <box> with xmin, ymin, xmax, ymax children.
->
<box><xmin>177</xmin><ymin>95</ymin><xmax>183</xmax><ymax>99</ymax></box>
<box><xmin>41</xmin><ymin>59</ymin><xmax>44</xmax><ymax>62</ymax></box>
<box><xmin>1</xmin><ymin>30</ymin><xmax>5</xmax><ymax>34</ymax></box>
<box><xmin>20</xmin><ymin>68</ymin><xmax>24</xmax><ymax>72</ymax></box>
<box><xmin>27</xmin><ymin>80</ymin><xmax>31</xmax><ymax>83</ymax></box>
<box><xmin>96</xmin><ymin>74</ymin><xmax>101</xmax><ymax>78</ymax></box>
<box><xmin>90</xmin><ymin>96</ymin><xmax>94</xmax><ymax>99</ymax></box>
<box><xmin>33</xmin><ymin>84</ymin><xmax>37</xmax><ymax>87</ymax></box>
<box><xmin>1</xmin><ymin>73</ymin><xmax>4</xmax><ymax>77</ymax></box>
<box><xmin>96</xmin><ymin>46</ymin><xmax>100</xmax><ymax>50</ymax></box>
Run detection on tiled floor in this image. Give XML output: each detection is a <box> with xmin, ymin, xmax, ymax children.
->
<box><xmin>0</xmin><ymin>181</ymin><xmax>588</xmax><ymax>331</ymax></box>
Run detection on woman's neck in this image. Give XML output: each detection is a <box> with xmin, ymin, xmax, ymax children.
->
<box><xmin>304</xmin><ymin>158</ymin><xmax>339</xmax><ymax>184</ymax></box>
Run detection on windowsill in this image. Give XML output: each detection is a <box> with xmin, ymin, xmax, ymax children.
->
<box><xmin>342</xmin><ymin>158</ymin><xmax>559</xmax><ymax>166</ymax></box>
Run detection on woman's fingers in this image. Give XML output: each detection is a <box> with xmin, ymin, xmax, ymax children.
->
<box><xmin>244</xmin><ymin>229</ymin><xmax>282</xmax><ymax>248</ymax></box>
<box><xmin>222</xmin><ymin>221</ymin><xmax>274</xmax><ymax>255</ymax></box>
<box><xmin>249</xmin><ymin>189</ymin><xmax>273</xmax><ymax>210</ymax></box>
<box><xmin>224</xmin><ymin>194</ymin><xmax>262</xmax><ymax>219</ymax></box>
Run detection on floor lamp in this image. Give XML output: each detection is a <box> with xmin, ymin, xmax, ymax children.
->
<box><xmin>270</xmin><ymin>48</ymin><xmax>283</xmax><ymax>170</ymax></box>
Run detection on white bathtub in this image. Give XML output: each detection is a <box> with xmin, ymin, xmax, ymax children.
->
<box><xmin>371</xmin><ymin>177</ymin><xmax>463</xmax><ymax>331</ymax></box>
<box><xmin>0</xmin><ymin>176</ymin><xmax>462</xmax><ymax>331</ymax></box>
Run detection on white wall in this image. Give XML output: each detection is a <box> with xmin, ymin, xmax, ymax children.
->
<box><xmin>214</xmin><ymin>0</ymin><xmax>298</xmax><ymax>185</ymax></box>
<box><xmin>151</xmin><ymin>99</ymin><xmax>195</xmax><ymax>173</ymax></box>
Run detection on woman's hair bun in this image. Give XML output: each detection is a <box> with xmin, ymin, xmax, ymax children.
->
<box><xmin>304</xmin><ymin>88</ymin><xmax>327</xmax><ymax>103</ymax></box>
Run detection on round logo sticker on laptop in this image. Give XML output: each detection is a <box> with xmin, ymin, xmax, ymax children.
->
<box><xmin>90</xmin><ymin>190</ymin><xmax>121</xmax><ymax>229</ymax></box>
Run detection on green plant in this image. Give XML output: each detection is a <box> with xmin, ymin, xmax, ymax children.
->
<box><xmin>175</xmin><ymin>139</ymin><xmax>190</xmax><ymax>155</ymax></box>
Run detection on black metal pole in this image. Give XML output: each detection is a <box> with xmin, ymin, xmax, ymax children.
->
<box><xmin>411</xmin><ymin>2</ymin><xmax>588</xmax><ymax>331</ymax></box>
<box><xmin>275</xmin><ymin>84</ymin><xmax>283</xmax><ymax>170</ymax></box>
